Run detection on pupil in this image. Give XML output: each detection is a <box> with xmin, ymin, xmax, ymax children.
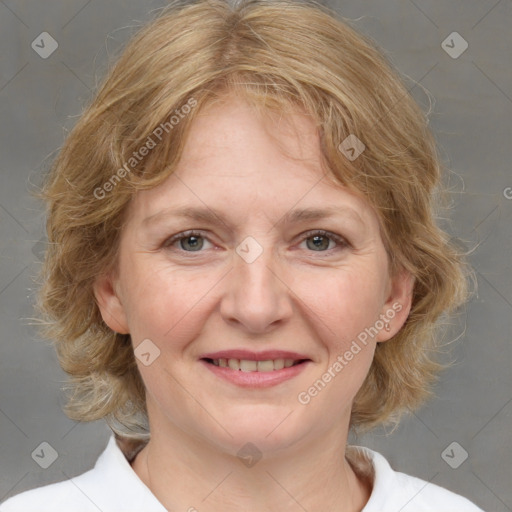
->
<box><xmin>181</xmin><ymin>235</ymin><xmax>329</xmax><ymax>252</ymax></box>
<box><xmin>309</xmin><ymin>235</ymin><xmax>328</xmax><ymax>251</ymax></box>
<box><xmin>182</xmin><ymin>236</ymin><xmax>203</xmax><ymax>251</ymax></box>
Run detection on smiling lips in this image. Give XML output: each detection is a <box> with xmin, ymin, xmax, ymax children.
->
<box><xmin>200</xmin><ymin>349</ymin><xmax>311</xmax><ymax>387</ymax></box>
<box><xmin>207</xmin><ymin>357</ymin><xmax>299</xmax><ymax>372</ymax></box>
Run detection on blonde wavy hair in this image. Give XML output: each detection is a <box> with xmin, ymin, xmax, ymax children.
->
<box><xmin>36</xmin><ymin>0</ymin><xmax>471</xmax><ymax>445</ymax></box>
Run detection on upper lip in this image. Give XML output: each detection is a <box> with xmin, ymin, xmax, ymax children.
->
<box><xmin>200</xmin><ymin>350</ymin><xmax>311</xmax><ymax>361</ymax></box>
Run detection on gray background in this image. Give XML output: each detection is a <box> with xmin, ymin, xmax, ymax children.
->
<box><xmin>0</xmin><ymin>0</ymin><xmax>511</xmax><ymax>510</ymax></box>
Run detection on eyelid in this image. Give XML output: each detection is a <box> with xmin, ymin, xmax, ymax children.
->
<box><xmin>296</xmin><ymin>229</ymin><xmax>349</xmax><ymax>250</ymax></box>
<box><xmin>162</xmin><ymin>229</ymin><xmax>213</xmax><ymax>250</ymax></box>
<box><xmin>162</xmin><ymin>228</ymin><xmax>349</xmax><ymax>253</ymax></box>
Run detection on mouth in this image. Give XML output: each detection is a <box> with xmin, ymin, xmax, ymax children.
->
<box><xmin>202</xmin><ymin>357</ymin><xmax>309</xmax><ymax>372</ymax></box>
<box><xmin>199</xmin><ymin>351</ymin><xmax>312</xmax><ymax>388</ymax></box>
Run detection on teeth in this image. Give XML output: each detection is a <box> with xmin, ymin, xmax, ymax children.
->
<box><xmin>228</xmin><ymin>358</ymin><xmax>240</xmax><ymax>371</ymax></box>
<box><xmin>257</xmin><ymin>360</ymin><xmax>274</xmax><ymax>372</ymax></box>
<box><xmin>240</xmin><ymin>360</ymin><xmax>257</xmax><ymax>372</ymax></box>
<box><xmin>212</xmin><ymin>358</ymin><xmax>299</xmax><ymax>372</ymax></box>
<box><xmin>273</xmin><ymin>358</ymin><xmax>285</xmax><ymax>370</ymax></box>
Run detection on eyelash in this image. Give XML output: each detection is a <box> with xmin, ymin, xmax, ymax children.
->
<box><xmin>162</xmin><ymin>229</ymin><xmax>349</xmax><ymax>255</ymax></box>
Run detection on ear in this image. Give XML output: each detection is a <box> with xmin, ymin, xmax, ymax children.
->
<box><xmin>93</xmin><ymin>271</ymin><xmax>130</xmax><ymax>335</ymax></box>
<box><xmin>376</xmin><ymin>267</ymin><xmax>415</xmax><ymax>343</ymax></box>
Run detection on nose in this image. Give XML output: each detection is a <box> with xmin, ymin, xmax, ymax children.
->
<box><xmin>219</xmin><ymin>242</ymin><xmax>294</xmax><ymax>335</ymax></box>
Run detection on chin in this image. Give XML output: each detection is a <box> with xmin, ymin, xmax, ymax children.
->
<box><xmin>208</xmin><ymin>407</ymin><xmax>307</xmax><ymax>453</ymax></box>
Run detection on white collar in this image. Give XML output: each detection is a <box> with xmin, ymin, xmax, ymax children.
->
<box><xmin>106</xmin><ymin>436</ymin><xmax>388</xmax><ymax>510</ymax></box>
<box><xmin>97</xmin><ymin>435</ymin><xmax>480</xmax><ymax>512</ymax></box>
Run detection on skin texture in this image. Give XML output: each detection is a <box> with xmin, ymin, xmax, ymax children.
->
<box><xmin>94</xmin><ymin>96</ymin><xmax>414</xmax><ymax>511</ymax></box>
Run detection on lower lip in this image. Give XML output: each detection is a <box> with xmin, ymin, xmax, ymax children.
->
<box><xmin>200</xmin><ymin>359</ymin><xmax>311</xmax><ymax>388</ymax></box>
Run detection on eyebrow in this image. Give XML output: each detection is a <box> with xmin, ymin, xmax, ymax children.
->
<box><xmin>143</xmin><ymin>205</ymin><xmax>365</xmax><ymax>230</ymax></box>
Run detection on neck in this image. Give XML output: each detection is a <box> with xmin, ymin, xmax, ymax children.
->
<box><xmin>130</xmin><ymin>421</ymin><xmax>371</xmax><ymax>512</ymax></box>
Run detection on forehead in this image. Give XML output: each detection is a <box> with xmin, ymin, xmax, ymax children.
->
<box><xmin>128</xmin><ymin>96</ymin><xmax>377</xmax><ymax>228</ymax></box>
<box><xmin>181</xmin><ymin>96</ymin><xmax>319</xmax><ymax>163</ymax></box>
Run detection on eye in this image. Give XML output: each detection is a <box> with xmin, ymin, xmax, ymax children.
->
<box><xmin>162</xmin><ymin>229</ymin><xmax>348</xmax><ymax>254</ymax></box>
<box><xmin>163</xmin><ymin>230</ymin><xmax>213</xmax><ymax>252</ymax></box>
<box><xmin>299</xmin><ymin>230</ymin><xmax>348</xmax><ymax>252</ymax></box>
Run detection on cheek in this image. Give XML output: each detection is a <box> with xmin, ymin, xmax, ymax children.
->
<box><xmin>296</xmin><ymin>269</ymin><xmax>383</xmax><ymax>409</ymax></box>
<box><xmin>296</xmin><ymin>263</ymin><xmax>387</xmax><ymax>344</ymax></box>
<box><xmin>120</xmin><ymin>258</ymin><xmax>216</xmax><ymax>346</ymax></box>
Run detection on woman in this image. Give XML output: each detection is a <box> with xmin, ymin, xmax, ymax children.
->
<box><xmin>1</xmin><ymin>0</ymin><xmax>484</xmax><ymax>510</ymax></box>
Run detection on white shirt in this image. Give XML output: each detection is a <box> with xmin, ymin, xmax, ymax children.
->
<box><xmin>0</xmin><ymin>435</ymin><xmax>485</xmax><ymax>511</ymax></box>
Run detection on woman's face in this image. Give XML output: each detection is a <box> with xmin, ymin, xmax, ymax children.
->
<box><xmin>95</xmin><ymin>96</ymin><xmax>412</xmax><ymax>455</ymax></box>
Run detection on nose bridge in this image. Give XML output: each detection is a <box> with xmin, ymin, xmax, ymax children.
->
<box><xmin>237</xmin><ymin>239</ymin><xmax>277</xmax><ymax>292</ymax></box>
<box><xmin>220</xmin><ymin>235</ymin><xmax>292</xmax><ymax>332</ymax></box>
